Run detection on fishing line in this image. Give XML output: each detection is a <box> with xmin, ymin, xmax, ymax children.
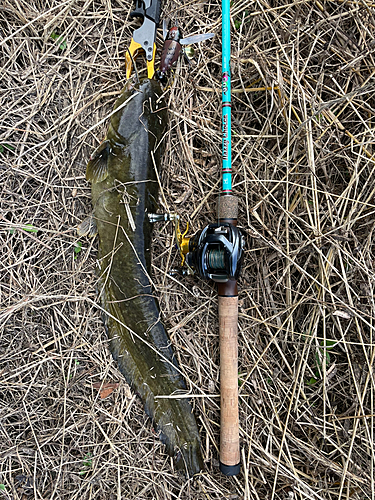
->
<box><xmin>126</xmin><ymin>46</ymin><xmax>140</xmax><ymax>83</ymax></box>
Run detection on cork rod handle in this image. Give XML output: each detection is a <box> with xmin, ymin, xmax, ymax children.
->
<box><xmin>217</xmin><ymin>194</ymin><xmax>240</xmax><ymax>475</ymax></box>
<box><xmin>218</xmin><ymin>292</ymin><xmax>240</xmax><ymax>475</ymax></box>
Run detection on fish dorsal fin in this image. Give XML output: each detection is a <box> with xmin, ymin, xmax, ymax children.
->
<box><xmin>86</xmin><ymin>140</ymin><xmax>111</xmax><ymax>183</ymax></box>
<box><xmin>77</xmin><ymin>214</ymin><xmax>98</xmax><ymax>237</ymax></box>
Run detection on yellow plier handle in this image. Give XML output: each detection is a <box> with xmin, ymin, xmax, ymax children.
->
<box><xmin>125</xmin><ymin>38</ymin><xmax>157</xmax><ymax>80</ymax></box>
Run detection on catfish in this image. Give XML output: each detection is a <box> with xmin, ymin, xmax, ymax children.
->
<box><xmin>79</xmin><ymin>79</ymin><xmax>203</xmax><ymax>476</ymax></box>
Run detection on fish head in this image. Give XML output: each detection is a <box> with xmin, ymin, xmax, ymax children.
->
<box><xmin>110</xmin><ymin>79</ymin><xmax>167</xmax><ymax>143</ymax></box>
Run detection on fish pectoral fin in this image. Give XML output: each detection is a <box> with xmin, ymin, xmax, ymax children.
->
<box><xmin>86</xmin><ymin>140</ymin><xmax>111</xmax><ymax>183</ymax></box>
<box><xmin>77</xmin><ymin>214</ymin><xmax>98</xmax><ymax>237</ymax></box>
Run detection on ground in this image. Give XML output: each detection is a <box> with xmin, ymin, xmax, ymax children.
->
<box><xmin>1</xmin><ymin>0</ymin><xmax>374</xmax><ymax>498</ymax></box>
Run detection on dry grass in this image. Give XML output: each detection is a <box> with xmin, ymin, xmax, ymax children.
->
<box><xmin>1</xmin><ymin>0</ymin><xmax>375</xmax><ymax>498</ymax></box>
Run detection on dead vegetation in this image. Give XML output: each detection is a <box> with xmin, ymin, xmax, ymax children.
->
<box><xmin>1</xmin><ymin>0</ymin><xmax>375</xmax><ymax>498</ymax></box>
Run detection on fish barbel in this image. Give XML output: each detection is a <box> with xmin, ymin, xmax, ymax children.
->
<box><xmin>80</xmin><ymin>79</ymin><xmax>203</xmax><ymax>476</ymax></box>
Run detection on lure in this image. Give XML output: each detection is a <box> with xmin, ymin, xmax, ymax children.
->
<box><xmin>155</xmin><ymin>21</ymin><xmax>214</xmax><ymax>84</ymax></box>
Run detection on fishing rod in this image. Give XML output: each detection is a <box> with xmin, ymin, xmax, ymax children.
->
<box><xmin>173</xmin><ymin>0</ymin><xmax>244</xmax><ymax>476</ymax></box>
<box><xmin>216</xmin><ymin>0</ymin><xmax>241</xmax><ymax>476</ymax></box>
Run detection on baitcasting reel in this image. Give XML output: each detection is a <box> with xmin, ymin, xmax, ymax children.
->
<box><xmin>176</xmin><ymin>220</ymin><xmax>245</xmax><ymax>283</ymax></box>
<box><xmin>148</xmin><ymin>214</ymin><xmax>245</xmax><ymax>283</ymax></box>
<box><xmin>185</xmin><ymin>223</ymin><xmax>244</xmax><ymax>282</ymax></box>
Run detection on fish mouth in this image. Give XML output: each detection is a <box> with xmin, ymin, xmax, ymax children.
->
<box><xmin>126</xmin><ymin>77</ymin><xmax>158</xmax><ymax>92</ymax></box>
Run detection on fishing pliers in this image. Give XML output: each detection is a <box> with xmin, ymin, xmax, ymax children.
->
<box><xmin>126</xmin><ymin>0</ymin><xmax>161</xmax><ymax>80</ymax></box>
